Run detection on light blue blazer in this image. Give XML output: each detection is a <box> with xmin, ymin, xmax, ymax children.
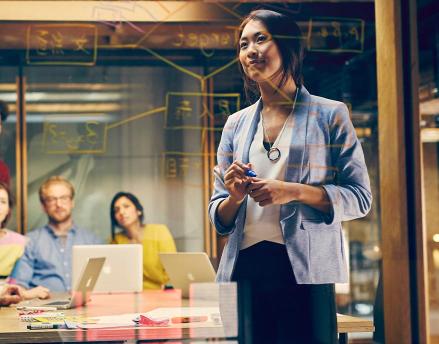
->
<box><xmin>209</xmin><ymin>86</ymin><xmax>372</xmax><ymax>284</ymax></box>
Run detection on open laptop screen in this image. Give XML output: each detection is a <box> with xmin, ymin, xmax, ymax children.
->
<box><xmin>159</xmin><ymin>252</ymin><xmax>216</xmax><ymax>298</ymax></box>
<box><xmin>73</xmin><ymin>245</ymin><xmax>143</xmax><ymax>293</ymax></box>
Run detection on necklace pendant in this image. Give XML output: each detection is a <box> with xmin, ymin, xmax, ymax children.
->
<box><xmin>267</xmin><ymin>147</ymin><xmax>281</xmax><ymax>162</ymax></box>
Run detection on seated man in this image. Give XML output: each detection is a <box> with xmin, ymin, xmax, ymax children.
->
<box><xmin>11</xmin><ymin>176</ymin><xmax>102</xmax><ymax>293</ymax></box>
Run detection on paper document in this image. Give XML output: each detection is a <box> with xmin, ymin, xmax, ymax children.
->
<box><xmin>77</xmin><ymin>307</ymin><xmax>221</xmax><ymax>329</ymax></box>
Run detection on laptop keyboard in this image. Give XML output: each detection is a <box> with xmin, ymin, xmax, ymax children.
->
<box><xmin>44</xmin><ymin>299</ymin><xmax>71</xmax><ymax>306</ymax></box>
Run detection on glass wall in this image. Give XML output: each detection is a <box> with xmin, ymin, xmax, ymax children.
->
<box><xmin>23</xmin><ymin>66</ymin><xmax>205</xmax><ymax>249</ymax></box>
<box><xmin>0</xmin><ymin>67</ymin><xmax>18</xmax><ymax>229</ymax></box>
<box><xmin>0</xmin><ymin>1</ymin><xmax>380</xmax><ymax>336</ymax></box>
<box><xmin>417</xmin><ymin>0</ymin><xmax>439</xmax><ymax>342</ymax></box>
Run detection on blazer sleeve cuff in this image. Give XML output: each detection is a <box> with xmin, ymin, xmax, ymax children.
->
<box><xmin>322</xmin><ymin>184</ymin><xmax>343</xmax><ymax>225</ymax></box>
<box><xmin>209</xmin><ymin>198</ymin><xmax>234</xmax><ymax>235</ymax></box>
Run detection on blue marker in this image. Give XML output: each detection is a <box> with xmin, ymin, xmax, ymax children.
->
<box><xmin>245</xmin><ymin>169</ymin><xmax>257</xmax><ymax>177</ymax></box>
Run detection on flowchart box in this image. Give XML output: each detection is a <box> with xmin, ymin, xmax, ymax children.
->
<box><xmin>307</xmin><ymin>17</ymin><xmax>364</xmax><ymax>53</ymax></box>
<box><xmin>27</xmin><ymin>24</ymin><xmax>98</xmax><ymax>65</ymax></box>
<box><xmin>43</xmin><ymin>121</ymin><xmax>107</xmax><ymax>154</ymax></box>
<box><xmin>165</xmin><ymin>92</ymin><xmax>240</xmax><ymax>130</ymax></box>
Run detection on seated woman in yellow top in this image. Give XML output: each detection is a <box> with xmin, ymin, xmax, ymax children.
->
<box><xmin>110</xmin><ymin>192</ymin><xmax>177</xmax><ymax>290</ymax></box>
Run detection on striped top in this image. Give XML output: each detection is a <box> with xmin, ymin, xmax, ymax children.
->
<box><xmin>0</xmin><ymin>229</ymin><xmax>26</xmax><ymax>277</ymax></box>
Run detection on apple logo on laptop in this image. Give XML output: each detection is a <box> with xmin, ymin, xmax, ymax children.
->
<box><xmin>86</xmin><ymin>277</ymin><xmax>93</xmax><ymax>288</ymax></box>
<box><xmin>187</xmin><ymin>273</ymin><xmax>195</xmax><ymax>281</ymax></box>
<box><xmin>103</xmin><ymin>265</ymin><xmax>112</xmax><ymax>275</ymax></box>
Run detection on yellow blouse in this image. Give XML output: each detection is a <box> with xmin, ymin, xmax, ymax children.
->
<box><xmin>112</xmin><ymin>224</ymin><xmax>176</xmax><ymax>290</ymax></box>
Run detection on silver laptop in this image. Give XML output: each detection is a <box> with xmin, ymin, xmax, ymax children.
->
<box><xmin>33</xmin><ymin>257</ymin><xmax>105</xmax><ymax>310</ymax></box>
<box><xmin>73</xmin><ymin>244</ymin><xmax>143</xmax><ymax>293</ymax></box>
<box><xmin>159</xmin><ymin>252</ymin><xmax>216</xmax><ymax>298</ymax></box>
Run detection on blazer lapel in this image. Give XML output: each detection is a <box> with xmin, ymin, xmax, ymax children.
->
<box><xmin>280</xmin><ymin>86</ymin><xmax>311</xmax><ymax>225</ymax></box>
<box><xmin>284</xmin><ymin>86</ymin><xmax>311</xmax><ymax>183</ymax></box>
<box><xmin>241</xmin><ymin>99</ymin><xmax>262</xmax><ymax>164</ymax></box>
<box><xmin>234</xmin><ymin>99</ymin><xmax>261</xmax><ymax>247</ymax></box>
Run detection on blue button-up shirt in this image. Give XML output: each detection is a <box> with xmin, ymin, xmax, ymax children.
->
<box><xmin>11</xmin><ymin>224</ymin><xmax>102</xmax><ymax>292</ymax></box>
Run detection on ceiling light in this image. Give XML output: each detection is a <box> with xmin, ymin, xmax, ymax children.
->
<box><xmin>0</xmin><ymin>92</ymin><xmax>123</xmax><ymax>102</ymax></box>
<box><xmin>7</xmin><ymin>114</ymin><xmax>117</xmax><ymax>123</ymax></box>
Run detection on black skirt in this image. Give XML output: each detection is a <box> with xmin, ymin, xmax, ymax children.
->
<box><xmin>231</xmin><ymin>240</ymin><xmax>338</xmax><ymax>344</ymax></box>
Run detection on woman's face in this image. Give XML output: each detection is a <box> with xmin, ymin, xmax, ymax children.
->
<box><xmin>239</xmin><ymin>19</ymin><xmax>283</xmax><ymax>84</ymax></box>
<box><xmin>0</xmin><ymin>188</ymin><xmax>10</xmax><ymax>226</ymax></box>
<box><xmin>113</xmin><ymin>196</ymin><xmax>140</xmax><ymax>229</ymax></box>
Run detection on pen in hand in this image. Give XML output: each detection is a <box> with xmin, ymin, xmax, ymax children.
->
<box><xmin>212</xmin><ymin>165</ymin><xmax>256</xmax><ymax>180</ymax></box>
<box><xmin>245</xmin><ymin>169</ymin><xmax>257</xmax><ymax>177</ymax></box>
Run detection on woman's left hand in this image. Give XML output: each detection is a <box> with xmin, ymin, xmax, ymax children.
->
<box><xmin>21</xmin><ymin>286</ymin><xmax>50</xmax><ymax>300</ymax></box>
<box><xmin>246</xmin><ymin>178</ymin><xmax>300</xmax><ymax>206</ymax></box>
<box><xmin>0</xmin><ymin>285</ymin><xmax>22</xmax><ymax>306</ymax></box>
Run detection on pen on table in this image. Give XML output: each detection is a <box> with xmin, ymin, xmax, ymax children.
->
<box><xmin>27</xmin><ymin>323</ymin><xmax>64</xmax><ymax>330</ymax></box>
<box><xmin>171</xmin><ymin>315</ymin><xmax>208</xmax><ymax>324</ymax></box>
<box><xmin>17</xmin><ymin>306</ymin><xmax>58</xmax><ymax>311</ymax></box>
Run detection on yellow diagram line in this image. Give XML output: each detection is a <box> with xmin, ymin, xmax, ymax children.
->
<box><xmin>97</xmin><ymin>44</ymin><xmax>137</xmax><ymax>49</ymax></box>
<box><xmin>137</xmin><ymin>46</ymin><xmax>203</xmax><ymax>81</ymax></box>
<box><xmin>214</xmin><ymin>2</ymin><xmax>243</xmax><ymax>20</ymax></box>
<box><xmin>231</xmin><ymin>3</ymin><xmax>241</xmax><ymax>10</ymax></box>
<box><xmin>164</xmin><ymin>151</ymin><xmax>216</xmax><ymax>156</ymax></box>
<box><xmin>157</xmin><ymin>1</ymin><xmax>171</xmax><ymax>13</ymax></box>
<box><xmin>203</xmin><ymin>57</ymin><xmax>239</xmax><ymax>81</ymax></box>
<box><xmin>273</xmin><ymin>34</ymin><xmax>308</xmax><ymax>40</ymax></box>
<box><xmin>201</xmin><ymin>128</ymin><xmax>207</xmax><ymax>151</ymax></box>
<box><xmin>107</xmin><ymin>106</ymin><xmax>166</xmax><ymax>130</ymax></box>
<box><xmin>136</xmin><ymin>1</ymin><xmax>189</xmax><ymax>46</ymax></box>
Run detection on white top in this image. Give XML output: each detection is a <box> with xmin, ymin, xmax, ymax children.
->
<box><xmin>241</xmin><ymin>114</ymin><xmax>294</xmax><ymax>250</ymax></box>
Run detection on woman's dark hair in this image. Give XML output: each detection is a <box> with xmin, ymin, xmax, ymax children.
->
<box><xmin>0</xmin><ymin>181</ymin><xmax>13</xmax><ymax>228</ymax></box>
<box><xmin>237</xmin><ymin>9</ymin><xmax>305</xmax><ymax>100</ymax></box>
<box><xmin>110</xmin><ymin>191</ymin><xmax>144</xmax><ymax>240</ymax></box>
<box><xmin>0</xmin><ymin>100</ymin><xmax>9</xmax><ymax>123</ymax></box>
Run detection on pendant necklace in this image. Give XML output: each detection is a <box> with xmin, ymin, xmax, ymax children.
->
<box><xmin>261</xmin><ymin>88</ymin><xmax>299</xmax><ymax>162</ymax></box>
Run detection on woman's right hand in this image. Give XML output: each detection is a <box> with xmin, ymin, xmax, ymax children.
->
<box><xmin>224</xmin><ymin>161</ymin><xmax>252</xmax><ymax>203</ymax></box>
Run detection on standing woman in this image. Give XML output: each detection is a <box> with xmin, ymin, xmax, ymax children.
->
<box><xmin>209</xmin><ymin>9</ymin><xmax>372</xmax><ymax>344</ymax></box>
<box><xmin>110</xmin><ymin>192</ymin><xmax>176</xmax><ymax>290</ymax></box>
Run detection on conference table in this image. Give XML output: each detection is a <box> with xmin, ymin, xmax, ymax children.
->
<box><xmin>0</xmin><ymin>288</ymin><xmax>373</xmax><ymax>343</ymax></box>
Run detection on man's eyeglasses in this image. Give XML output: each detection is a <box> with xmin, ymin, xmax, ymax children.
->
<box><xmin>43</xmin><ymin>195</ymin><xmax>72</xmax><ymax>205</ymax></box>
